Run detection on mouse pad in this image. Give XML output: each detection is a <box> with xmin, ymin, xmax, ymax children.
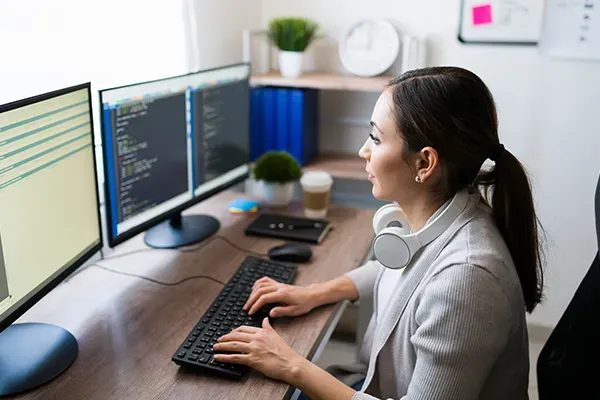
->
<box><xmin>244</xmin><ymin>213</ymin><xmax>332</xmax><ymax>244</ymax></box>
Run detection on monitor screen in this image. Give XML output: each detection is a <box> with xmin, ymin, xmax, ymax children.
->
<box><xmin>0</xmin><ymin>84</ymin><xmax>102</xmax><ymax>331</ymax></box>
<box><xmin>99</xmin><ymin>63</ymin><xmax>250</xmax><ymax>247</ymax></box>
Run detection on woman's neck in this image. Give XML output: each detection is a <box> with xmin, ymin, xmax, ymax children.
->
<box><xmin>400</xmin><ymin>193</ymin><xmax>450</xmax><ymax>232</ymax></box>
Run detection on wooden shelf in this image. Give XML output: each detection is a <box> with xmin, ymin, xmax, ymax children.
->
<box><xmin>304</xmin><ymin>153</ymin><xmax>368</xmax><ymax>180</ymax></box>
<box><xmin>250</xmin><ymin>71</ymin><xmax>393</xmax><ymax>92</ymax></box>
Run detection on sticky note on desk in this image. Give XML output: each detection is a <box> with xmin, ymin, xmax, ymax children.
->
<box><xmin>472</xmin><ymin>4</ymin><xmax>493</xmax><ymax>26</ymax></box>
<box><xmin>227</xmin><ymin>198</ymin><xmax>259</xmax><ymax>214</ymax></box>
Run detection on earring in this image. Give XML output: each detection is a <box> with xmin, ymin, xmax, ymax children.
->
<box><xmin>415</xmin><ymin>176</ymin><xmax>421</xmax><ymax>183</ymax></box>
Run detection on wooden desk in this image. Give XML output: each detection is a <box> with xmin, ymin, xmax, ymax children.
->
<box><xmin>11</xmin><ymin>190</ymin><xmax>375</xmax><ymax>400</ymax></box>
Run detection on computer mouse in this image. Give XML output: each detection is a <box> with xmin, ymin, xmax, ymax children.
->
<box><xmin>268</xmin><ymin>243</ymin><xmax>313</xmax><ymax>263</ymax></box>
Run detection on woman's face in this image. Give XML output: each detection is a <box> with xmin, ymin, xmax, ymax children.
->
<box><xmin>358</xmin><ymin>90</ymin><xmax>415</xmax><ymax>202</ymax></box>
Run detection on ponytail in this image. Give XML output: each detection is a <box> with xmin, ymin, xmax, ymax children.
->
<box><xmin>475</xmin><ymin>150</ymin><xmax>544</xmax><ymax>313</ymax></box>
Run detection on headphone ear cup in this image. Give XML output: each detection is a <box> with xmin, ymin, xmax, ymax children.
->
<box><xmin>373</xmin><ymin>204</ymin><xmax>410</xmax><ymax>234</ymax></box>
<box><xmin>373</xmin><ymin>227</ymin><xmax>413</xmax><ymax>269</ymax></box>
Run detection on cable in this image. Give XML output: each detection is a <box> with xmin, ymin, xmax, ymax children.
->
<box><xmin>88</xmin><ymin>263</ymin><xmax>226</xmax><ymax>287</ymax></box>
<box><xmin>99</xmin><ymin>235</ymin><xmax>267</xmax><ymax>261</ymax></box>
<box><xmin>69</xmin><ymin>235</ymin><xmax>267</xmax><ymax>285</ymax></box>
<box><xmin>208</xmin><ymin>235</ymin><xmax>268</xmax><ymax>258</ymax></box>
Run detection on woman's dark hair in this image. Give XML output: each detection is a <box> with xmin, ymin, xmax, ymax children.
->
<box><xmin>387</xmin><ymin>66</ymin><xmax>544</xmax><ymax>313</ymax></box>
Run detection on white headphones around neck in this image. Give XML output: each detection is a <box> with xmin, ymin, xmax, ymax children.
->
<box><xmin>372</xmin><ymin>189</ymin><xmax>470</xmax><ymax>269</ymax></box>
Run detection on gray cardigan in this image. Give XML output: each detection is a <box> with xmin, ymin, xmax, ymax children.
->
<box><xmin>344</xmin><ymin>188</ymin><xmax>530</xmax><ymax>400</ymax></box>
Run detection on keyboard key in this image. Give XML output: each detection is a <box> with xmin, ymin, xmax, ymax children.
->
<box><xmin>198</xmin><ymin>355</ymin><xmax>209</xmax><ymax>363</ymax></box>
<box><xmin>183</xmin><ymin>343</ymin><xmax>192</xmax><ymax>349</ymax></box>
<box><xmin>177</xmin><ymin>351</ymin><xmax>186</xmax><ymax>358</ymax></box>
<box><xmin>189</xmin><ymin>354</ymin><xmax>199</xmax><ymax>361</ymax></box>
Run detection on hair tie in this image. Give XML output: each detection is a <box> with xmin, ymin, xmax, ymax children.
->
<box><xmin>489</xmin><ymin>143</ymin><xmax>505</xmax><ymax>162</ymax></box>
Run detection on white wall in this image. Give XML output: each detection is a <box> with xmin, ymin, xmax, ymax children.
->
<box><xmin>261</xmin><ymin>0</ymin><xmax>600</xmax><ymax>328</ymax></box>
<box><xmin>185</xmin><ymin>0</ymin><xmax>262</xmax><ymax>71</ymax></box>
<box><xmin>0</xmin><ymin>0</ymin><xmax>189</xmax><ymax>107</ymax></box>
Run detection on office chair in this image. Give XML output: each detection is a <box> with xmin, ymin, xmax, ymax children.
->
<box><xmin>536</xmin><ymin>174</ymin><xmax>600</xmax><ymax>399</ymax></box>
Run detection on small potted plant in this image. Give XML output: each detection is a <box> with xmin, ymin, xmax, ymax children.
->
<box><xmin>268</xmin><ymin>17</ymin><xmax>318</xmax><ymax>78</ymax></box>
<box><xmin>253</xmin><ymin>151</ymin><xmax>303</xmax><ymax>206</ymax></box>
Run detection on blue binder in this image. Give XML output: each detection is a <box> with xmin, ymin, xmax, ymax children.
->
<box><xmin>289</xmin><ymin>88</ymin><xmax>318</xmax><ymax>165</ymax></box>
<box><xmin>250</xmin><ymin>88</ymin><xmax>263</xmax><ymax>161</ymax></box>
<box><xmin>261</xmin><ymin>88</ymin><xmax>277</xmax><ymax>153</ymax></box>
<box><xmin>275</xmin><ymin>88</ymin><xmax>290</xmax><ymax>151</ymax></box>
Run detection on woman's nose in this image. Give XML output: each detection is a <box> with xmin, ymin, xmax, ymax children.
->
<box><xmin>358</xmin><ymin>141</ymin><xmax>370</xmax><ymax>161</ymax></box>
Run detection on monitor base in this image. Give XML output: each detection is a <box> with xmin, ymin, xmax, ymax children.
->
<box><xmin>144</xmin><ymin>213</ymin><xmax>220</xmax><ymax>249</ymax></box>
<box><xmin>0</xmin><ymin>323</ymin><xmax>78</xmax><ymax>396</ymax></box>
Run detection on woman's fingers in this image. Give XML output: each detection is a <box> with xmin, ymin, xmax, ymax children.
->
<box><xmin>213</xmin><ymin>340</ymin><xmax>252</xmax><ymax>353</ymax></box>
<box><xmin>212</xmin><ymin>353</ymin><xmax>250</xmax><ymax>365</ymax></box>
<box><xmin>243</xmin><ymin>285</ymin><xmax>277</xmax><ymax>311</ymax></box>
<box><xmin>269</xmin><ymin>305</ymin><xmax>301</xmax><ymax>318</ymax></box>
<box><xmin>217</xmin><ymin>331</ymin><xmax>254</xmax><ymax>343</ymax></box>
<box><xmin>230</xmin><ymin>325</ymin><xmax>261</xmax><ymax>334</ymax></box>
<box><xmin>248</xmin><ymin>291</ymin><xmax>285</xmax><ymax>315</ymax></box>
<box><xmin>252</xmin><ymin>276</ymin><xmax>276</xmax><ymax>290</ymax></box>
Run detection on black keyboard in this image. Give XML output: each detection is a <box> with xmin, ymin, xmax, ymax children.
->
<box><xmin>171</xmin><ymin>256</ymin><xmax>298</xmax><ymax>378</ymax></box>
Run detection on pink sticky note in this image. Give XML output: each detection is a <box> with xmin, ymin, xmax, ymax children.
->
<box><xmin>472</xmin><ymin>4</ymin><xmax>493</xmax><ymax>26</ymax></box>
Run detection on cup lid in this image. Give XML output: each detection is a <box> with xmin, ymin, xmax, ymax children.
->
<box><xmin>300</xmin><ymin>170</ymin><xmax>333</xmax><ymax>191</ymax></box>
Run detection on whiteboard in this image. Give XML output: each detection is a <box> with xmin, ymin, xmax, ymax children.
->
<box><xmin>458</xmin><ymin>0</ymin><xmax>545</xmax><ymax>44</ymax></box>
<box><xmin>539</xmin><ymin>0</ymin><xmax>600</xmax><ymax>61</ymax></box>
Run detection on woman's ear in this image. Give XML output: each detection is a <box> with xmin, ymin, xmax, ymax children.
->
<box><xmin>415</xmin><ymin>146</ymin><xmax>439</xmax><ymax>183</ymax></box>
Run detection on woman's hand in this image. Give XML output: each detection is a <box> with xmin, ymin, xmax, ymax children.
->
<box><xmin>213</xmin><ymin>318</ymin><xmax>304</xmax><ymax>382</ymax></box>
<box><xmin>243</xmin><ymin>277</ymin><xmax>321</xmax><ymax>317</ymax></box>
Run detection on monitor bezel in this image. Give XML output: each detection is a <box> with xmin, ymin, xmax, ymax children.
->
<box><xmin>98</xmin><ymin>62</ymin><xmax>252</xmax><ymax>248</ymax></box>
<box><xmin>0</xmin><ymin>82</ymin><xmax>104</xmax><ymax>333</ymax></box>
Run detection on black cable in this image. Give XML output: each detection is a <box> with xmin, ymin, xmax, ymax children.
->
<box><xmin>100</xmin><ymin>235</ymin><xmax>267</xmax><ymax>261</ymax></box>
<box><xmin>88</xmin><ymin>263</ymin><xmax>226</xmax><ymax>286</ymax></box>
<box><xmin>208</xmin><ymin>235</ymin><xmax>268</xmax><ymax>258</ymax></box>
<box><xmin>69</xmin><ymin>235</ymin><xmax>267</xmax><ymax>285</ymax></box>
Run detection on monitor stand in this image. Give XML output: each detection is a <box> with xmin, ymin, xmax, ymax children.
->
<box><xmin>143</xmin><ymin>212</ymin><xmax>220</xmax><ymax>249</ymax></box>
<box><xmin>0</xmin><ymin>322</ymin><xmax>78</xmax><ymax>396</ymax></box>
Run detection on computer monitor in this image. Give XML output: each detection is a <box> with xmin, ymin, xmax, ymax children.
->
<box><xmin>0</xmin><ymin>83</ymin><xmax>102</xmax><ymax>395</ymax></box>
<box><xmin>99</xmin><ymin>63</ymin><xmax>251</xmax><ymax>249</ymax></box>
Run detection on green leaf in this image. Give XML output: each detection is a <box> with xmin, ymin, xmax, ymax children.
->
<box><xmin>268</xmin><ymin>17</ymin><xmax>318</xmax><ymax>52</ymax></box>
<box><xmin>253</xmin><ymin>151</ymin><xmax>303</xmax><ymax>184</ymax></box>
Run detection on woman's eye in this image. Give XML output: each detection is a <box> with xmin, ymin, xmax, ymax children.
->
<box><xmin>369</xmin><ymin>133</ymin><xmax>380</xmax><ymax>144</ymax></box>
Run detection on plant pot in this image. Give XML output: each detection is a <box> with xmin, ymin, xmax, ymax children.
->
<box><xmin>262</xmin><ymin>182</ymin><xmax>294</xmax><ymax>206</ymax></box>
<box><xmin>278</xmin><ymin>51</ymin><xmax>303</xmax><ymax>78</ymax></box>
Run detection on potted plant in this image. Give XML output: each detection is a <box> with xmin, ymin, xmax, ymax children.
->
<box><xmin>253</xmin><ymin>151</ymin><xmax>303</xmax><ymax>206</ymax></box>
<box><xmin>268</xmin><ymin>17</ymin><xmax>318</xmax><ymax>78</ymax></box>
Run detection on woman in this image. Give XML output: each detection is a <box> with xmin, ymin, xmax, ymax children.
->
<box><xmin>213</xmin><ymin>66</ymin><xmax>544</xmax><ymax>400</ymax></box>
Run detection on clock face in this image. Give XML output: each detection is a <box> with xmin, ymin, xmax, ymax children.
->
<box><xmin>339</xmin><ymin>19</ymin><xmax>400</xmax><ymax>77</ymax></box>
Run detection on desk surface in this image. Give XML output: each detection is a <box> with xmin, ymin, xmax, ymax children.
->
<box><xmin>11</xmin><ymin>190</ymin><xmax>375</xmax><ymax>400</ymax></box>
